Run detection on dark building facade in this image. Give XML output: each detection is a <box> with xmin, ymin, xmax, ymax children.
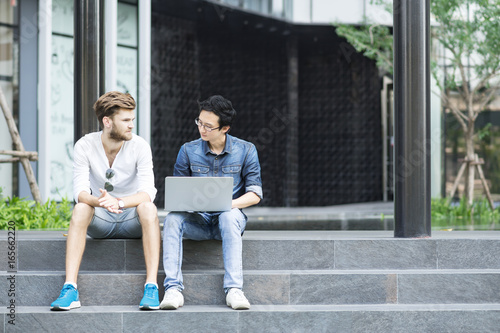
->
<box><xmin>151</xmin><ymin>1</ymin><xmax>382</xmax><ymax>207</ymax></box>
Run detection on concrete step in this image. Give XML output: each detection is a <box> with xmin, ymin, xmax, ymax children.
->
<box><xmin>4</xmin><ymin>231</ymin><xmax>500</xmax><ymax>272</ymax></box>
<box><xmin>3</xmin><ymin>270</ymin><xmax>500</xmax><ymax>307</ymax></box>
<box><xmin>3</xmin><ymin>304</ymin><xmax>500</xmax><ymax>333</ymax></box>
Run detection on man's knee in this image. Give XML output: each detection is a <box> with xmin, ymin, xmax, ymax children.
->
<box><xmin>137</xmin><ymin>202</ymin><xmax>158</xmax><ymax>224</ymax></box>
<box><xmin>218</xmin><ymin>210</ymin><xmax>244</xmax><ymax>233</ymax></box>
<box><xmin>137</xmin><ymin>201</ymin><xmax>157</xmax><ymax>214</ymax></box>
<box><xmin>70</xmin><ymin>203</ymin><xmax>94</xmax><ymax>226</ymax></box>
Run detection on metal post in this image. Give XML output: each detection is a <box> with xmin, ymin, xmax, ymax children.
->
<box><xmin>74</xmin><ymin>0</ymin><xmax>104</xmax><ymax>142</ymax></box>
<box><xmin>393</xmin><ymin>0</ymin><xmax>431</xmax><ymax>237</ymax></box>
<box><xmin>19</xmin><ymin>0</ymin><xmax>38</xmax><ymax>199</ymax></box>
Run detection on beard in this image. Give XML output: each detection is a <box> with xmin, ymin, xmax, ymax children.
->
<box><xmin>109</xmin><ymin>125</ymin><xmax>132</xmax><ymax>142</ymax></box>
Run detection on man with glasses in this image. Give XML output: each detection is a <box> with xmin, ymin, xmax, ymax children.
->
<box><xmin>50</xmin><ymin>91</ymin><xmax>160</xmax><ymax>311</ymax></box>
<box><xmin>161</xmin><ymin>95</ymin><xmax>263</xmax><ymax>310</ymax></box>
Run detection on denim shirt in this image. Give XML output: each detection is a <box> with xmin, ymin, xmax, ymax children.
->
<box><xmin>173</xmin><ymin>134</ymin><xmax>263</xmax><ymax>200</ymax></box>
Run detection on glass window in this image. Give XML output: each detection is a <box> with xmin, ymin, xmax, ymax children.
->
<box><xmin>50</xmin><ymin>34</ymin><xmax>74</xmax><ymax>199</ymax></box>
<box><xmin>244</xmin><ymin>0</ymin><xmax>271</xmax><ymax>14</ymax></box>
<box><xmin>0</xmin><ymin>26</ymin><xmax>13</xmax><ymax>77</ymax></box>
<box><xmin>118</xmin><ymin>2</ymin><xmax>138</xmax><ymax>47</ymax></box>
<box><xmin>49</xmin><ymin>0</ymin><xmax>74</xmax><ymax>200</ymax></box>
<box><xmin>0</xmin><ymin>0</ymin><xmax>14</xmax><ymax>24</ymax></box>
<box><xmin>272</xmin><ymin>0</ymin><xmax>284</xmax><ymax>18</ymax></box>
<box><xmin>52</xmin><ymin>0</ymin><xmax>74</xmax><ymax>35</ymax></box>
<box><xmin>0</xmin><ymin>0</ymin><xmax>17</xmax><ymax>198</ymax></box>
<box><xmin>117</xmin><ymin>1</ymin><xmax>138</xmax><ymax>130</ymax></box>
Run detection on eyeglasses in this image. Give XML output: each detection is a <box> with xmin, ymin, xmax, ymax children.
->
<box><xmin>104</xmin><ymin>168</ymin><xmax>115</xmax><ymax>192</ymax></box>
<box><xmin>195</xmin><ymin>118</ymin><xmax>221</xmax><ymax>132</ymax></box>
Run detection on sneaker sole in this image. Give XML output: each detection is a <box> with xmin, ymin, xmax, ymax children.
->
<box><xmin>50</xmin><ymin>301</ymin><xmax>81</xmax><ymax>311</ymax></box>
<box><xmin>160</xmin><ymin>301</ymin><xmax>184</xmax><ymax>310</ymax></box>
<box><xmin>139</xmin><ymin>304</ymin><xmax>160</xmax><ymax>310</ymax></box>
<box><xmin>227</xmin><ymin>302</ymin><xmax>250</xmax><ymax>310</ymax></box>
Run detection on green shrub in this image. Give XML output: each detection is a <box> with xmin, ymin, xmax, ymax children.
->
<box><xmin>0</xmin><ymin>195</ymin><xmax>73</xmax><ymax>230</ymax></box>
<box><xmin>432</xmin><ymin>197</ymin><xmax>500</xmax><ymax>230</ymax></box>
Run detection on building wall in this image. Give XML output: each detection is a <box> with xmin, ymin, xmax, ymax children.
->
<box><xmin>298</xmin><ymin>28</ymin><xmax>382</xmax><ymax>205</ymax></box>
<box><xmin>151</xmin><ymin>7</ymin><xmax>382</xmax><ymax>207</ymax></box>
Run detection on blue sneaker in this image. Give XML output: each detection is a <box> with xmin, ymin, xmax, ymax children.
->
<box><xmin>51</xmin><ymin>284</ymin><xmax>81</xmax><ymax>311</ymax></box>
<box><xmin>140</xmin><ymin>283</ymin><xmax>160</xmax><ymax>310</ymax></box>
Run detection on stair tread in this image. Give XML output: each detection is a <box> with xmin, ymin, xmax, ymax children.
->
<box><xmin>9</xmin><ymin>303</ymin><xmax>500</xmax><ymax>314</ymax></box>
<box><xmin>8</xmin><ymin>268</ymin><xmax>500</xmax><ymax>275</ymax></box>
<box><xmin>6</xmin><ymin>230</ymin><xmax>500</xmax><ymax>240</ymax></box>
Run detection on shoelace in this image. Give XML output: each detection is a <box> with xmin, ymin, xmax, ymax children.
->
<box><xmin>144</xmin><ymin>285</ymin><xmax>157</xmax><ymax>298</ymax></box>
<box><xmin>59</xmin><ymin>285</ymin><xmax>74</xmax><ymax>298</ymax></box>
<box><xmin>166</xmin><ymin>289</ymin><xmax>178</xmax><ymax>297</ymax></box>
<box><xmin>230</xmin><ymin>289</ymin><xmax>246</xmax><ymax>300</ymax></box>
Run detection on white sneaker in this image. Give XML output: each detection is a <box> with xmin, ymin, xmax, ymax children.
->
<box><xmin>160</xmin><ymin>288</ymin><xmax>184</xmax><ymax>310</ymax></box>
<box><xmin>226</xmin><ymin>288</ymin><xmax>251</xmax><ymax>310</ymax></box>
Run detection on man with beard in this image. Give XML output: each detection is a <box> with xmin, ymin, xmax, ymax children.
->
<box><xmin>50</xmin><ymin>91</ymin><xmax>160</xmax><ymax>311</ymax></box>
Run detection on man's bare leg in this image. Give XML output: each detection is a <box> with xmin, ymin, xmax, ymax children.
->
<box><xmin>65</xmin><ymin>203</ymin><xmax>94</xmax><ymax>284</ymax></box>
<box><xmin>137</xmin><ymin>202</ymin><xmax>160</xmax><ymax>283</ymax></box>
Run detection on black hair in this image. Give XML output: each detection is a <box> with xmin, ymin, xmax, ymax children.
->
<box><xmin>198</xmin><ymin>95</ymin><xmax>236</xmax><ymax>128</ymax></box>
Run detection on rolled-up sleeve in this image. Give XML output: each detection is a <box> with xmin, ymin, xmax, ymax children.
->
<box><xmin>136</xmin><ymin>142</ymin><xmax>157</xmax><ymax>202</ymax></box>
<box><xmin>73</xmin><ymin>140</ymin><xmax>91</xmax><ymax>203</ymax></box>
<box><xmin>242</xmin><ymin>144</ymin><xmax>263</xmax><ymax>199</ymax></box>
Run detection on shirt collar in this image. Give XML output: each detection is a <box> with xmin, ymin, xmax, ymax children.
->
<box><xmin>202</xmin><ymin>134</ymin><xmax>233</xmax><ymax>155</ymax></box>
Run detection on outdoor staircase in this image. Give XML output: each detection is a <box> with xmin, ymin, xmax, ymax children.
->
<box><xmin>2</xmin><ymin>229</ymin><xmax>500</xmax><ymax>332</ymax></box>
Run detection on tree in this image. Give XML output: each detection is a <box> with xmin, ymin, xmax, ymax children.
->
<box><xmin>335</xmin><ymin>0</ymin><xmax>500</xmax><ymax>207</ymax></box>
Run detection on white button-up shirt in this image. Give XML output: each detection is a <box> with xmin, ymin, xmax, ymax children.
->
<box><xmin>73</xmin><ymin>131</ymin><xmax>157</xmax><ymax>203</ymax></box>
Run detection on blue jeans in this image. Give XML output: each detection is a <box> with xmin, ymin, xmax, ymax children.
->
<box><xmin>162</xmin><ymin>208</ymin><xmax>247</xmax><ymax>292</ymax></box>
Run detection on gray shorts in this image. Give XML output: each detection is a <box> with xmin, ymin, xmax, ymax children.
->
<box><xmin>87</xmin><ymin>207</ymin><xmax>142</xmax><ymax>239</ymax></box>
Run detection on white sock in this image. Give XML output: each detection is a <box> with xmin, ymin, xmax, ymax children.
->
<box><xmin>145</xmin><ymin>282</ymin><xmax>158</xmax><ymax>288</ymax></box>
<box><xmin>64</xmin><ymin>282</ymin><xmax>77</xmax><ymax>289</ymax></box>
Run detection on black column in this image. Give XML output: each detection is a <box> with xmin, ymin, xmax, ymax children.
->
<box><xmin>393</xmin><ymin>0</ymin><xmax>432</xmax><ymax>237</ymax></box>
<box><xmin>74</xmin><ymin>0</ymin><xmax>105</xmax><ymax>142</ymax></box>
<box><xmin>286</xmin><ymin>35</ymin><xmax>299</xmax><ymax>207</ymax></box>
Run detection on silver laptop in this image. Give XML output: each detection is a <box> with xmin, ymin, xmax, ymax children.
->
<box><xmin>164</xmin><ymin>177</ymin><xmax>233</xmax><ymax>212</ymax></box>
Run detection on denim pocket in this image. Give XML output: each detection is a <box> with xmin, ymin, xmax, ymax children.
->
<box><xmin>190</xmin><ymin>164</ymin><xmax>210</xmax><ymax>174</ymax></box>
<box><xmin>222</xmin><ymin>165</ymin><xmax>241</xmax><ymax>174</ymax></box>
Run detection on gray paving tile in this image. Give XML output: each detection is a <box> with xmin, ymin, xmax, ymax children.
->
<box><xmin>351</xmin><ymin>309</ymin><xmax>500</xmax><ymax>333</ymax></box>
<box><xmin>124</xmin><ymin>240</ymin><xmax>147</xmax><ymax>271</ymax></box>
<box><xmin>16</xmin><ymin>274</ymin><xmax>63</xmax><ymax>307</ymax></box>
<box><xmin>182</xmin><ymin>240</ymin><xmax>224</xmax><ymax>270</ymax></box>
<box><xmin>183</xmin><ymin>273</ymin><xmax>225</xmax><ymax>305</ymax></box>
<box><xmin>399</xmin><ymin>273</ymin><xmax>500</xmax><ymax>303</ymax></box>
<box><xmin>243</xmin><ymin>240</ymin><xmax>335</xmax><ymax>270</ymax></box>
<box><xmin>244</xmin><ymin>273</ymin><xmax>290</xmax><ymax>305</ymax></box>
<box><xmin>18</xmin><ymin>239</ymin><xmax>126</xmax><ymax>271</ymax></box>
<box><xmin>18</xmin><ymin>239</ymin><xmax>66</xmax><ymax>271</ymax></box>
<box><xmin>0</xmin><ymin>239</ymin><xmax>16</xmax><ymax>272</ymax></box>
<box><xmin>239</xmin><ymin>310</ymin><xmax>352</xmax><ymax>332</ymax></box>
<box><xmin>437</xmin><ymin>239</ymin><xmax>500</xmax><ymax>269</ymax></box>
<box><xmin>335</xmin><ymin>239</ymin><xmax>437</xmax><ymax>269</ymax></box>
<box><xmin>290</xmin><ymin>273</ymin><xmax>397</xmax><ymax>304</ymax></box>
<box><xmin>123</xmin><ymin>310</ymin><xmax>238</xmax><ymax>332</ymax></box>
<box><xmin>10</xmin><ymin>312</ymin><xmax>122</xmax><ymax>333</ymax></box>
